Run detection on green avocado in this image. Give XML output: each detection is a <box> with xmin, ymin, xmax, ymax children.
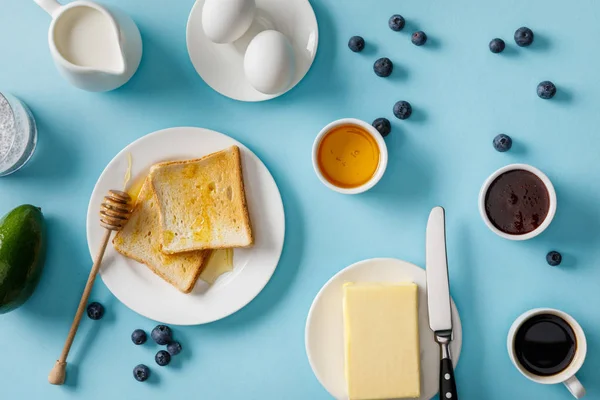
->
<box><xmin>0</xmin><ymin>205</ymin><xmax>46</xmax><ymax>314</ymax></box>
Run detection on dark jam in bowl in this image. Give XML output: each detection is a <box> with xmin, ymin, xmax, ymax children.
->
<box><xmin>485</xmin><ymin>169</ymin><xmax>550</xmax><ymax>235</ymax></box>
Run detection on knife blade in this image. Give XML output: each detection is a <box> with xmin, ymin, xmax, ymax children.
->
<box><xmin>426</xmin><ymin>206</ymin><xmax>452</xmax><ymax>333</ymax></box>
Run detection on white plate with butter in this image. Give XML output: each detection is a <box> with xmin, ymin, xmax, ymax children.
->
<box><xmin>87</xmin><ymin>127</ymin><xmax>285</xmax><ymax>325</ymax></box>
<box><xmin>305</xmin><ymin>258</ymin><xmax>462</xmax><ymax>400</ymax></box>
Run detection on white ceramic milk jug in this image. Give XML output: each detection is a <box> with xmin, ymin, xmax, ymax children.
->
<box><xmin>34</xmin><ymin>0</ymin><xmax>143</xmax><ymax>92</ymax></box>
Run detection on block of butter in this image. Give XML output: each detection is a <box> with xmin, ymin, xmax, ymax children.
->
<box><xmin>343</xmin><ymin>282</ymin><xmax>421</xmax><ymax>400</ymax></box>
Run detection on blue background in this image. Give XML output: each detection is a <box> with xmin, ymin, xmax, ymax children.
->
<box><xmin>1</xmin><ymin>0</ymin><xmax>599</xmax><ymax>399</ymax></box>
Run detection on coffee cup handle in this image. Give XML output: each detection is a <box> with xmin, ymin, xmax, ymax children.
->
<box><xmin>564</xmin><ymin>376</ymin><xmax>586</xmax><ymax>399</ymax></box>
<box><xmin>33</xmin><ymin>0</ymin><xmax>62</xmax><ymax>18</ymax></box>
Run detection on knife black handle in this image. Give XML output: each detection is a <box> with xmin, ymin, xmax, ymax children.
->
<box><xmin>440</xmin><ymin>357</ymin><xmax>458</xmax><ymax>400</ymax></box>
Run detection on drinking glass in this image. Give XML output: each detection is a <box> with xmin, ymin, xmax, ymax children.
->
<box><xmin>0</xmin><ymin>92</ymin><xmax>37</xmax><ymax>176</ymax></box>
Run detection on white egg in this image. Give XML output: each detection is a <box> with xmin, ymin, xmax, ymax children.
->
<box><xmin>202</xmin><ymin>0</ymin><xmax>256</xmax><ymax>44</ymax></box>
<box><xmin>244</xmin><ymin>30</ymin><xmax>295</xmax><ymax>95</ymax></box>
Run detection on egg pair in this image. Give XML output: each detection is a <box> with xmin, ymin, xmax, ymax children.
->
<box><xmin>202</xmin><ymin>0</ymin><xmax>295</xmax><ymax>95</ymax></box>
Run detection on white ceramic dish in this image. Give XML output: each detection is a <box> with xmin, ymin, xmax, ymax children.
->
<box><xmin>86</xmin><ymin>127</ymin><xmax>285</xmax><ymax>325</ymax></box>
<box><xmin>305</xmin><ymin>258</ymin><xmax>462</xmax><ymax>400</ymax></box>
<box><xmin>479</xmin><ymin>163</ymin><xmax>556</xmax><ymax>240</ymax></box>
<box><xmin>186</xmin><ymin>0</ymin><xmax>318</xmax><ymax>101</ymax></box>
<box><xmin>312</xmin><ymin>118</ymin><xmax>388</xmax><ymax>194</ymax></box>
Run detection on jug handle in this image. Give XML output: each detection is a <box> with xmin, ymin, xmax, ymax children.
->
<box><xmin>34</xmin><ymin>0</ymin><xmax>62</xmax><ymax>18</ymax></box>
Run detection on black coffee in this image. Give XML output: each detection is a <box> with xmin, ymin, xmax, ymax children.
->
<box><xmin>514</xmin><ymin>314</ymin><xmax>577</xmax><ymax>376</ymax></box>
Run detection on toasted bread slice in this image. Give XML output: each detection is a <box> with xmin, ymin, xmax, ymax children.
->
<box><xmin>150</xmin><ymin>145</ymin><xmax>253</xmax><ymax>254</ymax></box>
<box><xmin>113</xmin><ymin>176</ymin><xmax>211</xmax><ymax>293</ymax></box>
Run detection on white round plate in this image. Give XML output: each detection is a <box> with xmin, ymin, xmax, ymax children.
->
<box><xmin>186</xmin><ymin>0</ymin><xmax>319</xmax><ymax>102</ymax></box>
<box><xmin>305</xmin><ymin>258</ymin><xmax>462</xmax><ymax>400</ymax></box>
<box><xmin>87</xmin><ymin>127</ymin><xmax>285</xmax><ymax>325</ymax></box>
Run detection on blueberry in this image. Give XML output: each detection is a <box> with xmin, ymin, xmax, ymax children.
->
<box><xmin>151</xmin><ymin>325</ymin><xmax>172</xmax><ymax>345</ymax></box>
<box><xmin>372</xmin><ymin>118</ymin><xmax>391</xmax><ymax>137</ymax></box>
<box><xmin>167</xmin><ymin>341</ymin><xmax>182</xmax><ymax>356</ymax></box>
<box><xmin>131</xmin><ymin>329</ymin><xmax>147</xmax><ymax>345</ymax></box>
<box><xmin>514</xmin><ymin>27</ymin><xmax>534</xmax><ymax>47</ymax></box>
<box><xmin>393</xmin><ymin>101</ymin><xmax>412</xmax><ymax>120</ymax></box>
<box><xmin>388</xmin><ymin>14</ymin><xmax>405</xmax><ymax>31</ymax></box>
<box><xmin>86</xmin><ymin>302</ymin><xmax>104</xmax><ymax>320</ymax></box>
<box><xmin>546</xmin><ymin>251</ymin><xmax>562</xmax><ymax>266</ymax></box>
<box><xmin>133</xmin><ymin>364</ymin><xmax>150</xmax><ymax>382</ymax></box>
<box><xmin>537</xmin><ymin>81</ymin><xmax>556</xmax><ymax>99</ymax></box>
<box><xmin>411</xmin><ymin>31</ymin><xmax>427</xmax><ymax>46</ymax></box>
<box><xmin>489</xmin><ymin>38</ymin><xmax>505</xmax><ymax>53</ymax></box>
<box><xmin>348</xmin><ymin>36</ymin><xmax>365</xmax><ymax>53</ymax></box>
<box><xmin>373</xmin><ymin>57</ymin><xmax>393</xmax><ymax>77</ymax></box>
<box><xmin>155</xmin><ymin>350</ymin><xmax>171</xmax><ymax>366</ymax></box>
<box><xmin>493</xmin><ymin>134</ymin><xmax>512</xmax><ymax>152</ymax></box>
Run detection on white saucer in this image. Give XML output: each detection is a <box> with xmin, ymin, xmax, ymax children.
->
<box><xmin>186</xmin><ymin>0</ymin><xmax>319</xmax><ymax>102</ymax></box>
<box><xmin>305</xmin><ymin>258</ymin><xmax>462</xmax><ymax>400</ymax></box>
<box><xmin>86</xmin><ymin>127</ymin><xmax>285</xmax><ymax>325</ymax></box>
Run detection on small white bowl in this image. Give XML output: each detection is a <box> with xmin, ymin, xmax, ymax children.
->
<box><xmin>312</xmin><ymin>118</ymin><xmax>388</xmax><ymax>194</ymax></box>
<box><xmin>479</xmin><ymin>163</ymin><xmax>557</xmax><ymax>240</ymax></box>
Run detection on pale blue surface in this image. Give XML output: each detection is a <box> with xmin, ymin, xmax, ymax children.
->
<box><xmin>1</xmin><ymin>0</ymin><xmax>600</xmax><ymax>399</ymax></box>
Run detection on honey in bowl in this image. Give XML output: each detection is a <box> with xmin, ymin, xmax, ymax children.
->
<box><xmin>317</xmin><ymin>124</ymin><xmax>380</xmax><ymax>189</ymax></box>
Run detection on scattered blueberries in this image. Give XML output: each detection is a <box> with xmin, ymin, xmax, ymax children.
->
<box><xmin>167</xmin><ymin>341</ymin><xmax>182</xmax><ymax>356</ymax></box>
<box><xmin>489</xmin><ymin>38</ymin><xmax>505</xmax><ymax>53</ymax></box>
<box><xmin>155</xmin><ymin>350</ymin><xmax>171</xmax><ymax>366</ymax></box>
<box><xmin>411</xmin><ymin>31</ymin><xmax>427</xmax><ymax>46</ymax></box>
<box><xmin>393</xmin><ymin>101</ymin><xmax>412</xmax><ymax>120</ymax></box>
<box><xmin>537</xmin><ymin>81</ymin><xmax>556</xmax><ymax>99</ymax></box>
<box><xmin>547</xmin><ymin>251</ymin><xmax>562</xmax><ymax>266</ymax></box>
<box><xmin>86</xmin><ymin>302</ymin><xmax>104</xmax><ymax>320</ymax></box>
<box><xmin>373</xmin><ymin>57</ymin><xmax>393</xmax><ymax>77</ymax></box>
<box><xmin>133</xmin><ymin>364</ymin><xmax>150</xmax><ymax>382</ymax></box>
<box><xmin>388</xmin><ymin>14</ymin><xmax>405</xmax><ymax>31</ymax></box>
<box><xmin>131</xmin><ymin>325</ymin><xmax>182</xmax><ymax>380</ymax></box>
<box><xmin>493</xmin><ymin>134</ymin><xmax>513</xmax><ymax>152</ymax></box>
<box><xmin>131</xmin><ymin>329</ymin><xmax>147</xmax><ymax>345</ymax></box>
<box><xmin>514</xmin><ymin>27</ymin><xmax>534</xmax><ymax>47</ymax></box>
<box><xmin>348</xmin><ymin>36</ymin><xmax>365</xmax><ymax>53</ymax></box>
<box><xmin>372</xmin><ymin>118</ymin><xmax>391</xmax><ymax>137</ymax></box>
<box><xmin>151</xmin><ymin>325</ymin><xmax>173</xmax><ymax>345</ymax></box>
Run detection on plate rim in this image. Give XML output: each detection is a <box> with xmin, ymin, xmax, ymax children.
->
<box><xmin>304</xmin><ymin>257</ymin><xmax>462</xmax><ymax>400</ymax></box>
<box><xmin>186</xmin><ymin>0</ymin><xmax>319</xmax><ymax>102</ymax></box>
<box><xmin>86</xmin><ymin>126</ymin><xmax>285</xmax><ymax>325</ymax></box>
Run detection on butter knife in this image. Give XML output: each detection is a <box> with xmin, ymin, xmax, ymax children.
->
<box><xmin>426</xmin><ymin>206</ymin><xmax>458</xmax><ymax>400</ymax></box>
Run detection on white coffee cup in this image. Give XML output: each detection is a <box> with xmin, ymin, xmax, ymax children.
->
<box><xmin>507</xmin><ymin>308</ymin><xmax>587</xmax><ymax>398</ymax></box>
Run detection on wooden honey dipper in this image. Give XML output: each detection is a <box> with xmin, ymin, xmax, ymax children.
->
<box><xmin>48</xmin><ymin>190</ymin><xmax>132</xmax><ymax>385</ymax></box>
